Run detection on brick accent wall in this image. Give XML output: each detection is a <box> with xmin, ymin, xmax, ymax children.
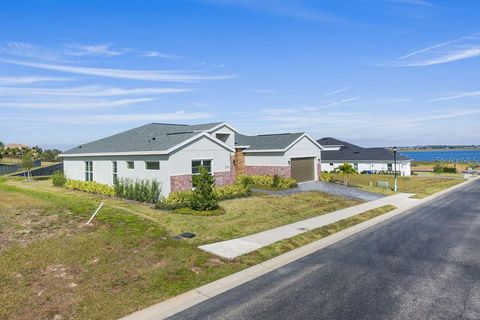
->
<box><xmin>245</xmin><ymin>165</ymin><xmax>291</xmax><ymax>178</ymax></box>
<box><xmin>234</xmin><ymin>148</ymin><xmax>246</xmax><ymax>176</ymax></box>
<box><xmin>214</xmin><ymin>171</ymin><xmax>235</xmax><ymax>186</ymax></box>
<box><xmin>170</xmin><ymin>174</ymin><xmax>192</xmax><ymax>192</ymax></box>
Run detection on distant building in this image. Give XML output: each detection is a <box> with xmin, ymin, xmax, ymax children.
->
<box><xmin>318</xmin><ymin>137</ymin><xmax>411</xmax><ymax>176</ymax></box>
<box><xmin>5</xmin><ymin>143</ymin><xmax>29</xmax><ymax>149</ymax></box>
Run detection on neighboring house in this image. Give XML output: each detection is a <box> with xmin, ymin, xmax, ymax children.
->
<box><xmin>318</xmin><ymin>137</ymin><xmax>411</xmax><ymax>176</ymax></box>
<box><xmin>60</xmin><ymin>122</ymin><xmax>322</xmax><ymax>196</ymax></box>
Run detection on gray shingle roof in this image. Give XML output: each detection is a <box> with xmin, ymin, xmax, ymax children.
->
<box><xmin>318</xmin><ymin>137</ymin><xmax>409</xmax><ymax>161</ymax></box>
<box><xmin>62</xmin><ymin>122</ymin><xmax>223</xmax><ymax>155</ymax></box>
<box><xmin>235</xmin><ymin>132</ymin><xmax>305</xmax><ymax>151</ymax></box>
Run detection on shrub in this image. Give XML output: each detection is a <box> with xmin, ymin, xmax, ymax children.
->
<box><xmin>236</xmin><ymin>174</ymin><xmax>297</xmax><ymax>189</ymax></box>
<box><xmin>65</xmin><ymin>180</ymin><xmax>116</xmax><ymax>197</ymax></box>
<box><xmin>190</xmin><ymin>166</ymin><xmax>218</xmax><ymax>211</ymax></box>
<box><xmin>443</xmin><ymin>167</ymin><xmax>457</xmax><ymax>174</ymax></box>
<box><xmin>433</xmin><ymin>163</ymin><xmax>444</xmax><ymax>173</ymax></box>
<box><xmin>320</xmin><ymin>171</ymin><xmax>334</xmax><ymax>182</ymax></box>
<box><xmin>114</xmin><ymin>178</ymin><xmax>161</xmax><ymax>204</ymax></box>
<box><xmin>52</xmin><ymin>171</ymin><xmax>66</xmax><ymax>187</ymax></box>
<box><xmin>156</xmin><ymin>190</ymin><xmax>193</xmax><ymax>210</ymax></box>
<box><xmin>272</xmin><ymin>174</ymin><xmax>281</xmax><ymax>188</ymax></box>
<box><xmin>215</xmin><ymin>183</ymin><xmax>250</xmax><ymax>200</ymax></box>
<box><xmin>156</xmin><ymin>183</ymin><xmax>250</xmax><ymax>210</ymax></box>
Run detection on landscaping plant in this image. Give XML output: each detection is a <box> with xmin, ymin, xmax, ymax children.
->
<box><xmin>189</xmin><ymin>166</ymin><xmax>218</xmax><ymax>211</ymax></box>
<box><xmin>335</xmin><ymin>162</ymin><xmax>356</xmax><ymax>186</ymax></box>
<box><xmin>236</xmin><ymin>174</ymin><xmax>297</xmax><ymax>190</ymax></box>
<box><xmin>114</xmin><ymin>178</ymin><xmax>161</xmax><ymax>204</ymax></box>
<box><xmin>52</xmin><ymin>171</ymin><xmax>67</xmax><ymax>187</ymax></box>
<box><xmin>20</xmin><ymin>150</ymin><xmax>35</xmax><ymax>182</ymax></box>
<box><xmin>65</xmin><ymin>180</ymin><xmax>116</xmax><ymax>196</ymax></box>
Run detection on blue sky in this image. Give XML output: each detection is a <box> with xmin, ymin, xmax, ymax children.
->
<box><xmin>1</xmin><ymin>0</ymin><xmax>479</xmax><ymax>149</ymax></box>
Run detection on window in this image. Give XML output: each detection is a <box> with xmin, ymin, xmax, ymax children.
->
<box><xmin>354</xmin><ymin>163</ymin><xmax>358</xmax><ymax>171</ymax></box>
<box><xmin>387</xmin><ymin>163</ymin><xmax>393</xmax><ymax>171</ymax></box>
<box><xmin>85</xmin><ymin>161</ymin><xmax>93</xmax><ymax>181</ymax></box>
<box><xmin>112</xmin><ymin>161</ymin><xmax>118</xmax><ymax>184</ymax></box>
<box><xmin>192</xmin><ymin>159</ymin><xmax>212</xmax><ymax>174</ymax></box>
<box><xmin>126</xmin><ymin>161</ymin><xmax>134</xmax><ymax>169</ymax></box>
<box><xmin>215</xmin><ymin>133</ymin><xmax>230</xmax><ymax>143</ymax></box>
<box><xmin>330</xmin><ymin>163</ymin><xmax>334</xmax><ymax>166</ymax></box>
<box><xmin>145</xmin><ymin>161</ymin><xmax>160</xmax><ymax>170</ymax></box>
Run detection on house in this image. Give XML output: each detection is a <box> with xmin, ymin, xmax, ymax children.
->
<box><xmin>318</xmin><ymin>137</ymin><xmax>411</xmax><ymax>176</ymax></box>
<box><xmin>60</xmin><ymin>122</ymin><xmax>322</xmax><ymax>196</ymax></box>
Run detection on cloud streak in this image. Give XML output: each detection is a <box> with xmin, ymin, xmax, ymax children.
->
<box><xmin>0</xmin><ymin>98</ymin><xmax>153</xmax><ymax>110</ymax></box>
<box><xmin>0</xmin><ymin>76</ymin><xmax>72</xmax><ymax>85</ymax></box>
<box><xmin>1</xmin><ymin>111</ymin><xmax>211</xmax><ymax>125</ymax></box>
<box><xmin>386</xmin><ymin>32</ymin><xmax>480</xmax><ymax>66</ymax></box>
<box><xmin>324</xmin><ymin>86</ymin><xmax>353</xmax><ymax>96</ymax></box>
<box><xmin>0</xmin><ymin>85</ymin><xmax>190</xmax><ymax>97</ymax></box>
<box><xmin>428</xmin><ymin>91</ymin><xmax>480</xmax><ymax>102</ymax></box>
<box><xmin>0</xmin><ymin>59</ymin><xmax>236</xmax><ymax>82</ymax></box>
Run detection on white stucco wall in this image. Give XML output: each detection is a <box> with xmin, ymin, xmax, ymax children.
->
<box><xmin>62</xmin><ymin>135</ymin><xmax>233</xmax><ymax>196</ymax></box>
<box><xmin>210</xmin><ymin>125</ymin><xmax>235</xmax><ymax>149</ymax></box>
<box><xmin>322</xmin><ymin>160</ymin><xmax>411</xmax><ymax>176</ymax></box>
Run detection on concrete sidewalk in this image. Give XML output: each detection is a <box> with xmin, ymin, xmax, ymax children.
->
<box><xmin>199</xmin><ymin>193</ymin><xmax>418</xmax><ymax>259</ymax></box>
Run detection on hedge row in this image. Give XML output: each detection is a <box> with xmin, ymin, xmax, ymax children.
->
<box><xmin>65</xmin><ymin>179</ymin><xmax>116</xmax><ymax>197</ymax></box>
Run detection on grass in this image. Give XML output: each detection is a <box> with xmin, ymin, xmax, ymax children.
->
<box><xmin>328</xmin><ymin>173</ymin><xmax>464</xmax><ymax>199</ymax></box>
<box><xmin>0</xmin><ymin>178</ymin><xmax>366</xmax><ymax>320</ymax></box>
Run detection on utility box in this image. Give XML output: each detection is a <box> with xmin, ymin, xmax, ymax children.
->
<box><xmin>376</xmin><ymin>181</ymin><xmax>389</xmax><ymax>189</ymax></box>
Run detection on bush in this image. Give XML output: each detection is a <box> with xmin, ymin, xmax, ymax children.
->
<box><xmin>443</xmin><ymin>167</ymin><xmax>457</xmax><ymax>174</ymax></box>
<box><xmin>52</xmin><ymin>171</ymin><xmax>66</xmax><ymax>187</ymax></box>
<box><xmin>320</xmin><ymin>171</ymin><xmax>334</xmax><ymax>182</ymax></box>
<box><xmin>272</xmin><ymin>174</ymin><xmax>281</xmax><ymax>188</ymax></box>
<box><xmin>156</xmin><ymin>183</ymin><xmax>250</xmax><ymax>210</ymax></box>
<box><xmin>156</xmin><ymin>190</ymin><xmax>193</xmax><ymax>210</ymax></box>
<box><xmin>190</xmin><ymin>167</ymin><xmax>218</xmax><ymax>211</ymax></box>
<box><xmin>114</xmin><ymin>178</ymin><xmax>161</xmax><ymax>204</ymax></box>
<box><xmin>433</xmin><ymin>163</ymin><xmax>444</xmax><ymax>173</ymax></box>
<box><xmin>65</xmin><ymin>180</ymin><xmax>116</xmax><ymax>197</ymax></box>
<box><xmin>215</xmin><ymin>183</ymin><xmax>250</xmax><ymax>200</ymax></box>
<box><xmin>236</xmin><ymin>174</ymin><xmax>297</xmax><ymax>189</ymax></box>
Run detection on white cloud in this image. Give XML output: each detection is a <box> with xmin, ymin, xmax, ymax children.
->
<box><xmin>140</xmin><ymin>51</ymin><xmax>182</xmax><ymax>60</ymax></box>
<box><xmin>324</xmin><ymin>86</ymin><xmax>353</xmax><ymax>96</ymax></box>
<box><xmin>0</xmin><ymin>59</ymin><xmax>236</xmax><ymax>82</ymax></box>
<box><xmin>0</xmin><ymin>85</ymin><xmax>190</xmax><ymax>97</ymax></box>
<box><xmin>0</xmin><ymin>41</ymin><xmax>62</xmax><ymax>61</ymax></box>
<box><xmin>428</xmin><ymin>91</ymin><xmax>480</xmax><ymax>102</ymax></box>
<box><xmin>1</xmin><ymin>111</ymin><xmax>211</xmax><ymax>125</ymax></box>
<box><xmin>389</xmin><ymin>0</ymin><xmax>435</xmax><ymax>7</ymax></box>
<box><xmin>0</xmin><ymin>98</ymin><xmax>153</xmax><ymax>110</ymax></box>
<box><xmin>0</xmin><ymin>76</ymin><xmax>72</xmax><ymax>85</ymax></box>
<box><xmin>386</xmin><ymin>32</ymin><xmax>480</xmax><ymax>66</ymax></box>
<box><xmin>64</xmin><ymin>43</ymin><xmax>127</xmax><ymax>57</ymax></box>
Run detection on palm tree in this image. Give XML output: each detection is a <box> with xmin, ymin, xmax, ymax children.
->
<box><xmin>335</xmin><ymin>162</ymin><xmax>356</xmax><ymax>186</ymax></box>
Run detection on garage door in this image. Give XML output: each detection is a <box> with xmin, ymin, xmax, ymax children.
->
<box><xmin>291</xmin><ymin>157</ymin><xmax>315</xmax><ymax>183</ymax></box>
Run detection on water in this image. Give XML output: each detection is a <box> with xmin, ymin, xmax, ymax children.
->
<box><xmin>400</xmin><ymin>150</ymin><xmax>480</xmax><ymax>163</ymax></box>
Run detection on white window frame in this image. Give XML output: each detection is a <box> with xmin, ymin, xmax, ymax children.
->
<box><xmin>85</xmin><ymin>161</ymin><xmax>93</xmax><ymax>181</ymax></box>
<box><xmin>112</xmin><ymin>161</ymin><xmax>118</xmax><ymax>183</ymax></box>
<box><xmin>191</xmin><ymin>159</ymin><xmax>212</xmax><ymax>174</ymax></box>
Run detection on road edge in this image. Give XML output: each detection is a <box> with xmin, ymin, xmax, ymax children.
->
<box><xmin>119</xmin><ymin>176</ymin><xmax>479</xmax><ymax>320</ymax></box>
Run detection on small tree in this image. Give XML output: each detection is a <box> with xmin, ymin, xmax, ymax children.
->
<box><xmin>335</xmin><ymin>162</ymin><xmax>356</xmax><ymax>186</ymax></box>
<box><xmin>190</xmin><ymin>166</ymin><xmax>218</xmax><ymax>211</ymax></box>
<box><xmin>21</xmin><ymin>151</ymin><xmax>35</xmax><ymax>182</ymax></box>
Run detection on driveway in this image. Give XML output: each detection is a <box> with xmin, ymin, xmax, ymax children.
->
<box><xmin>170</xmin><ymin>179</ymin><xmax>480</xmax><ymax>320</ymax></box>
<box><xmin>253</xmin><ymin>181</ymin><xmax>384</xmax><ymax>201</ymax></box>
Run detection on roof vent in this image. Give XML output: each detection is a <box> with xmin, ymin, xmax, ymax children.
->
<box><xmin>78</xmin><ymin>145</ymin><xmax>82</xmax><ymax>149</ymax></box>
<box><xmin>152</xmin><ymin>137</ymin><xmax>156</xmax><ymax>140</ymax></box>
<box><xmin>353</xmin><ymin>151</ymin><xmax>360</xmax><ymax>154</ymax></box>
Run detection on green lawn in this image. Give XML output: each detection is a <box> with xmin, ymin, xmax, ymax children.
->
<box><xmin>329</xmin><ymin>173</ymin><xmax>465</xmax><ymax>199</ymax></box>
<box><xmin>0</xmin><ymin>178</ymin><xmax>372</xmax><ymax>320</ymax></box>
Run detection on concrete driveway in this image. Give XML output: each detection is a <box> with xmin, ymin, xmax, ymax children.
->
<box><xmin>253</xmin><ymin>181</ymin><xmax>384</xmax><ymax>202</ymax></box>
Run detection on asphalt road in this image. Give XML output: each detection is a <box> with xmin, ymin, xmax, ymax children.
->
<box><xmin>169</xmin><ymin>180</ymin><xmax>480</xmax><ymax>320</ymax></box>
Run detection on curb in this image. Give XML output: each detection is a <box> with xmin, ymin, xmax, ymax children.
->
<box><xmin>120</xmin><ymin>176</ymin><xmax>479</xmax><ymax>320</ymax></box>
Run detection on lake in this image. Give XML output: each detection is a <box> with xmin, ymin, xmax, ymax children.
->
<box><xmin>400</xmin><ymin>150</ymin><xmax>480</xmax><ymax>163</ymax></box>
